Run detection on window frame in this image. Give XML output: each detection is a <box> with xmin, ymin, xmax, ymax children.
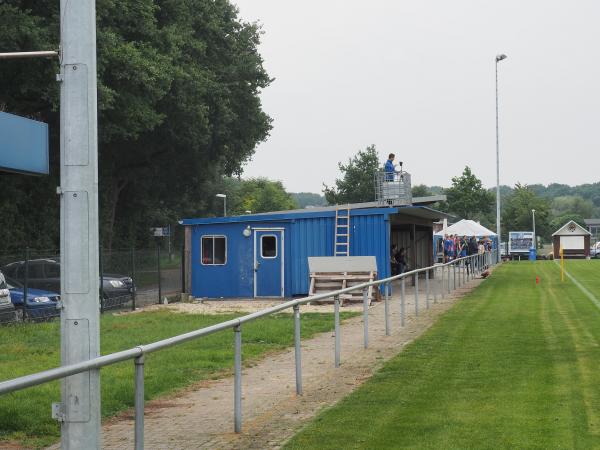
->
<box><xmin>260</xmin><ymin>234</ymin><xmax>278</xmax><ymax>259</ymax></box>
<box><xmin>200</xmin><ymin>235</ymin><xmax>228</xmax><ymax>266</ymax></box>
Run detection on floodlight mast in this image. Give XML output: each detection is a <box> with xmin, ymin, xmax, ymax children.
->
<box><xmin>58</xmin><ymin>0</ymin><xmax>101</xmax><ymax>448</ymax></box>
<box><xmin>495</xmin><ymin>53</ymin><xmax>507</xmax><ymax>262</ymax></box>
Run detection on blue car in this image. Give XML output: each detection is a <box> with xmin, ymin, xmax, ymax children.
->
<box><xmin>6</xmin><ymin>276</ymin><xmax>60</xmax><ymax>321</ymax></box>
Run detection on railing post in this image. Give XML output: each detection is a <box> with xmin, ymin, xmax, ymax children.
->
<box><xmin>453</xmin><ymin>263</ymin><xmax>456</xmax><ymax>290</ymax></box>
<box><xmin>131</xmin><ymin>247</ymin><xmax>136</xmax><ymax>311</ymax></box>
<box><xmin>414</xmin><ymin>273</ymin><xmax>419</xmax><ymax>317</ymax></box>
<box><xmin>134</xmin><ymin>354</ymin><xmax>145</xmax><ymax>450</ymax></box>
<box><xmin>234</xmin><ymin>325</ymin><xmax>242</xmax><ymax>433</ymax></box>
<box><xmin>100</xmin><ymin>246</ymin><xmax>105</xmax><ymax>314</ymax></box>
<box><xmin>425</xmin><ymin>269</ymin><xmax>430</xmax><ymax>309</ymax></box>
<box><xmin>384</xmin><ymin>283</ymin><xmax>391</xmax><ymax>336</ymax></box>
<box><xmin>441</xmin><ymin>264</ymin><xmax>445</xmax><ymax>299</ymax></box>
<box><xmin>157</xmin><ymin>243</ymin><xmax>162</xmax><ymax>304</ymax></box>
<box><xmin>293</xmin><ymin>305</ymin><xmax>302</xmax><ymax>395</ymax></box>
<box><xmin>362</xmin><ymin>288</ymin><xmax>369</xmax><ymax>349</ymax></box>
<box><xmin>334</xmin><ymin>295</ymin><xmax>341</xmax><ymax>367</ymax></box>
<box><xmin>24</xmin><ymin>247</ymin><xmax>30</xmax><ymax>316</ymax></box>
<box><xmin>447</xmin><ymin>265</ymin><xmax>451</xmax><ymax>294</ymax></box>
<box><xmin>401</xmin><ymin>277</ymin><xmax>406</xmax><ymax>327</ymax></box>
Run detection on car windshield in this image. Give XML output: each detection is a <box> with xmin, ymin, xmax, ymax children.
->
<box><xmin>5</xmin><ymin>276</ymin><xmax>22</xmax><ymax>289</ymax></box>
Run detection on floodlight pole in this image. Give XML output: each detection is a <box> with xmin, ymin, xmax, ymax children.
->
<box><xmin>58</xmin><ymin>0</ymin><xmax>101</xmax><ymax>448</ymax></box>
<box><xmin>495</xmin><ymin>54</ymin><xmax>507</xmax><ymax>262</ymax></box>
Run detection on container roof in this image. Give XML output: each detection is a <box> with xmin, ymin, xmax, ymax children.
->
<box><xmin>584</xmin><ymin>218</ymin><xmax>600</xmax><ymax>226</ymax></box>
<box><xmin>180</xmin><ymin>197</ymin><xmax>451</xmax><ymax>226</ymax></box>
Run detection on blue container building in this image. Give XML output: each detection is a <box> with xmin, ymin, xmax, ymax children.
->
<box><xmin>181</xmin><ymin>200</ymin><xmax>448</xmax><ymax>299</ymax></box>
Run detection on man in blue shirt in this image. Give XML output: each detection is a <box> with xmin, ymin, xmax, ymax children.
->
<box><xmin>384</xmin><ymin>153</ymin><xmax>396</xmax><ymax>181</ymax></box>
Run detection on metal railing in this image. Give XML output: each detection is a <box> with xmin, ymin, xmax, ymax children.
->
<box><xmin>0</xmin><ymin>250</ymin><xmax>497</xmax><ymax>449</ymax></box>
<box><xmin>374</xmin><ymin>170</ymin><xmax>412</xmax><ymax>206</ymax></box>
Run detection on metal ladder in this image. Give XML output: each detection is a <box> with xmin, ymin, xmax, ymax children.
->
<box><xmin>334</xmin><ymin>207</ymin><xmax>351</xmax><ymax>256</ymax></box>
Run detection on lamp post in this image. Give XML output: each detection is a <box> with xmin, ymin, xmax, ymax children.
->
<box><xmin>216</xmin><ymin>194</ymin><xmax>227</xmax><ymax>217</ymax></box>
<box><xmin>495</xmin><ymin>53</ymin><xmax>507</xmax><ymax>262</ymax></box>
<box><xmin>532</xmin><ymin>209</ymin><xmax>536</xmax><ymax>250</ymax></box>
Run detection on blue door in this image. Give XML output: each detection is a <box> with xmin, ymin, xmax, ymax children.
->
<box><xmin>254</xmin><ymin>230</ymin><xmax>284</xmax><ymax>297</ymax></box>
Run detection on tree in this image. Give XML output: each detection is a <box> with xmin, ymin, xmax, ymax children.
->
<box><xmin>291</xmin><ymin>193</ymin><xmax>327</xmax><ymax>208</ymax></box>
<box><xmin>550</xmin><ymin>213</ymin><xmax>587</xmax><ymax>234</ymax></box>
<box><xmin>323</xmin><ymin>145</ymin><xmax>380</xmax><ymax>205</ymax></box>
<box><xmin>551</xmin><ymin>195</ymin><xmax>594</xmax><ymax>219</ymax></box>
<box><xmin>412</xmin><ymin>184</ymin><xmax>432</xmax><ymax>197</ymax></box>
<box><xmin>209</xmin><ymin>177</ymin><xmax>297</xmax><ymax>216</ymax></box>
<box><xmin>444</xmin><ymin>167</ymin><xmax>494</xmax><ymax>221</ymax></box>
<box><xmin>0</xmin><ymin>0</ymin><xmax>272</xmax><ymax>251</ymax></box>
<box><xmin>502</xmin><ymin>183</ymin><xmax>551</xmax><ymax>241</ymax></box>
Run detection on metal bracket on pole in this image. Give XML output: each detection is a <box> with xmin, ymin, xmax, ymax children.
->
<box><xmin>52</xmin><ymin>402</ymin><xmax>66</xmax><ymax>422</ymax></box>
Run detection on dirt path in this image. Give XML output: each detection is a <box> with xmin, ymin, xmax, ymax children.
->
<box><xmin>67</xmin><ymin>271</ymin><xmax>489</xmax><ymax>449</ymax></box>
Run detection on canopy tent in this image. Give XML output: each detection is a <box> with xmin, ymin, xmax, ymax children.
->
<box><xmin>434</xmin><ymin>219</ymin><xmax>497</xmax><ymax>237</ymax></box>
<box><xmin>433</xmin><ymin>219</ymin><xmax>497</xmax><ymax>262</ymax></box>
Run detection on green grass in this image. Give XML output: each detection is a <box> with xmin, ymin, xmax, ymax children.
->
<box><xmin>285</xmin><ymin>260</ymin><xmax>600</xmax><ymax>450</ymax></box>
<box><xmin>0</xmin><ymin>309</ymin><xmax>356</xmax><ymax>448</ymax></box>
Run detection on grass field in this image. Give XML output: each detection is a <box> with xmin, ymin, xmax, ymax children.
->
<box><xmin>0</xmin><ymin>309</ymin><xmax>355</xmax><ymax>448</ymax></box>
<box><xmin>285</xmin><ymin>260</ymin><xmax>600</xmax><ymax>450</ymax></box>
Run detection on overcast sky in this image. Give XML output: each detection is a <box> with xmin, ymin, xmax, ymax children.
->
<box><xmin>234</xmin><ymin>0</ymin><xmax>600</xmax><ymax>194</ymax></box>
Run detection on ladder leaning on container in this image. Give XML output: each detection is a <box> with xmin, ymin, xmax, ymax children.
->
<box><xmin>334</xmin><ymin>206</ymin><xmax>351</xmax><ymax>256</ymax></box>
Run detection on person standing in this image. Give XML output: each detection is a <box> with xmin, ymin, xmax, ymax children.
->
<box><xmin>384</xmin><ymin>153</ymin><xmax>397</xmax><ymax>181</ymax></box>
<box><xmin>396</xmin><ymin>247</ymin><xmax>407</xmax><ymax>274</ymax></box>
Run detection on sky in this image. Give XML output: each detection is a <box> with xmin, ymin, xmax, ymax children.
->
<box><xmin>234</xmin><ymin>0</ymin><xmax>600</xmax><ymax>194</ymax></box>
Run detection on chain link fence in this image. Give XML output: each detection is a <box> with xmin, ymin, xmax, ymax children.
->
<box><xmin>0</xmin><ymin>244</ymin><xmax>184</xmax><ymax>326</ymax></box>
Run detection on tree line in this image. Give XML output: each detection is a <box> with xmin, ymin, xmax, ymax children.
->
<box><xmin>0</xmin><ymin>0</ymin><xmax>272</xmax><ymax>252</ymax></box>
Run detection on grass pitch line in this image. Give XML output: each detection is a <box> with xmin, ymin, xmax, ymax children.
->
<box><xmin>555</xmin><ymin>260</ymin><xmax>600</xmax><ymax>310</ymax></box>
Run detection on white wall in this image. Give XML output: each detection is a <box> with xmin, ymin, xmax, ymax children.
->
<box><xmin>561</xmin><ymin>236</ymin><xmax>585</xmax><ymax>250</ymax></box>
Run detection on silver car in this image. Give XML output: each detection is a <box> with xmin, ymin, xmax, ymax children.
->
<box><xmin>0</xmin><ymin>271</ymin><xmax>16</xmax><ymax>324</ymax></box>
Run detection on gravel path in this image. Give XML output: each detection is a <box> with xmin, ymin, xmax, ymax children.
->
<box><xmin>54</xmin><ymin>269</ymin><xmax>490</xmax><ymax>449</ymax></box>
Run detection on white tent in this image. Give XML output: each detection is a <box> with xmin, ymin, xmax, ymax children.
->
<box><xmin>434</xmin><ymin>219</ymin><xmax>497</xmax><ymax>237</ymax></box>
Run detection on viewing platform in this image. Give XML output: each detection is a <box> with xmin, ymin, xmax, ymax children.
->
<box><xmin>374</xmin><ymin>170</ymin><xmax>412</xmax><ymax>206</ymax></box>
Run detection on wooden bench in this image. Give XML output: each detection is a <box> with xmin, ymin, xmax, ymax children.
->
<box><xmin>308</xmin><ymin>271</ymin><xmax>377</xmax><ymax>306</ymax></box>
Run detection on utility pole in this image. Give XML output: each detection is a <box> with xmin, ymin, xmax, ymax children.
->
<box><xmin>58</xmin><ymin>0</ymin><xmax>101</xmax><ymax>447</ymax></box>
<box><xmin>495</xmin><ymin>53</ymin><xmax>507</xmax><ymax>263</ymax></box>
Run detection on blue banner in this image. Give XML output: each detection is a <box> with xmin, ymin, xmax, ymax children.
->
<box><xmin>0</xmin><ymin>111</ymin><xmax>49</xmax><ymax>175</ymax></box>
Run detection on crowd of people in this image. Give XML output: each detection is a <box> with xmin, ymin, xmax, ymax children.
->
<box><xmin>442</xmin><ymin>234</ymin><xmax>493</xmax><ymax>264</ymax></box>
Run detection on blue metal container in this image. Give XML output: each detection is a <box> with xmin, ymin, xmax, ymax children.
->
<box><xmin>181</xmin><ymin>207</ymin><xmax>394</xmax><ymax>299</ymax></box>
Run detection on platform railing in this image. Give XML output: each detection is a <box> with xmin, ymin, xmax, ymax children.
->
<box><xmin>374</xmin><ymin>170</ymin><xmax>412</xmax><ymax>206</ymax></box>
<box><xmin>0</xmin><ymin>250</ymin><xmax>497</xmax><ymax>449</ymax></box>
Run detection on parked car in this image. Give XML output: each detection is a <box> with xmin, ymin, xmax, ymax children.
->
<box><xmin>1</xmin><ymin>259</ymin><xmax>135</xmax><ymax>308</ymax></box>
<box><xmin>6</xmin><ymin>276</ymin><xmax>59</xmax><ymax>321</ymax></box>
<box><xmin>591</xmin><ymin>242</ymin><xmax>600</xmax><ymax>258</ymax></box>
<box><xmin>0</xmin><ymin>271</ymin><xmax>17</xmax><ymax>324</ymax></box>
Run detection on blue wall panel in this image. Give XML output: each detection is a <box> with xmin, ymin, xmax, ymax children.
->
<box><xmin>189</xmin><ymin>210</ymin><xmax>393</xmax><ymax>299</ymax></box>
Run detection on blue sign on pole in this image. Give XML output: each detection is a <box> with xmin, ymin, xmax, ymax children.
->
<box><xmin>0</xmin><ymin>111</ymin><xmax>49</xmax><ymax>175</ymax></box>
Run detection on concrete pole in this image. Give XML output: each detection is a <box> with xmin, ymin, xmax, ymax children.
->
<box><xmin>59</xmin><ymin>0</ymin><xmax>101</xmax><ymax>447</ymax></box>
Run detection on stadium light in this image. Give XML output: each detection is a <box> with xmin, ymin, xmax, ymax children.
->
<box><xmin>495</xmin><ymin>53</ymin><xmax>508</xmax><ymax>262</ymax></box>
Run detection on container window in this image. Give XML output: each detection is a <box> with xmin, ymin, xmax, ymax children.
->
<box><xmin>201</xmin><ymin>236</ymin><xmax>227</xmax><ymax>265</ymax></box>
<box><xmin>261</xmin><ymin>235</ymin><xmax>277</xmax><ymax>258</ymax></box>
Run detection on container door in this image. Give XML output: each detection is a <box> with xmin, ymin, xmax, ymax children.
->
<box><xmin>254</xmin><ymin>230</ymin><xmax>284</xmax><ymax>297</ymax></box>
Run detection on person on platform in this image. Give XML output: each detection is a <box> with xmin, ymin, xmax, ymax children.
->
<box><xmin>384</xmin><ymin>153</ymin><xmax>398</xmax><ymax>181</ymax></box>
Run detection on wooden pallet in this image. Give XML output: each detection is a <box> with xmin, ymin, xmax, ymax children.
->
<box><xmin>308</xmin><ymin>271</ymin><xmax>376</xmax><ymax>306</ymax></box>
